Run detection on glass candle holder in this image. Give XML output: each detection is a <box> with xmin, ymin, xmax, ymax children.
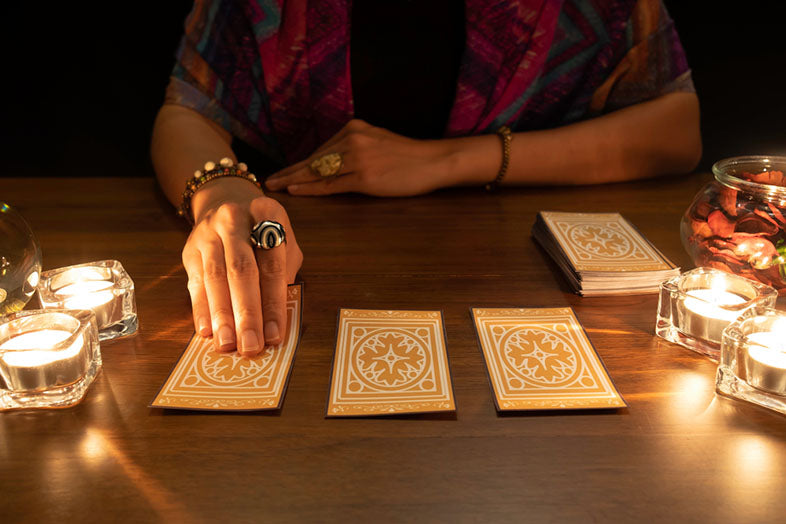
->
<box><xmin>656</xmin><ymin>267</ymin><xmax>777</xmax><ymax>359</ymax></box>
<box><xmin>0</xmin><ymin>309</ymin><xmax>101</xmax><ymax>410</ymax></box>
<box><xmin>717</xmin><ymin>309</ymin><xmax>786</xmax><ymax>415</ymax></box>
<box><xmin>38</xmin><ymin>260</ymin><xmax>137</xmax><ymax>341</ymax></box>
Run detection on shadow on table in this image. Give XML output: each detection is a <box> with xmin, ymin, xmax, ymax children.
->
<box><xmin>153</xmin><ymin>408</ymin><xmax>283</xmax><ymax>417</ymax></box>
<box><xmin>497</xmin><ymin>407</ymin><xmax>628</xmax><ymax>418</ymax></box>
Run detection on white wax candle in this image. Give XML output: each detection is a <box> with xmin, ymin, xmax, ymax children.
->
<box><xmin>679</xmin><ymin>279</ymin><xmax>750</xmax><ymax>345</ymax></box>
<box><xmin>0</xmin><ymin>328</ymin><xmax>73</xmax><ymax>355</ymax></box>
<box><xmin>747</xmin><ymin>332</ymin><xmax>786</xmax><ymax>369</ymax></box>
<box><xmin>56</xmin><ymin>280</ymin><xmax>115</xmax><ymax>310</ymax></box>
<box><xmin>743</xmin><ymin>330</ymin><xmax>786</xmax><ymax>395</ymax></box>
<box><xmin>684</xmin><ymin>288</ymin><xmax>746</xmax><ymax>321</ymax></box>
<box><xmin>0</xmin><ymin>329</ymin><xmax>88</xmax><ymax>390</ymax></box>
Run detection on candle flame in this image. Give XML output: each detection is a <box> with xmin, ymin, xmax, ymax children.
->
<box><xmin>65</xmin><ymin>267</ymin><xmax>109</xmax><ymax>282</ymax></box>
<box><xmin>710</xmin><ymin>275</ymin><xmax>728</xmax><ymax>299</ymax></box>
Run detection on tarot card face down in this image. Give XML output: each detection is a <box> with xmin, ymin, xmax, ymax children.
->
<box><xmin>472</xmin><ymin>307</ymin><xmax>625</xmax><ymax>411</ymax></box>
<box><xmin>151</xmin><ymin>284</ymin><xmax>303</xmax><ymax>411</ymax></box>
<box><xmin>327</xmin><ymin>309</ymin><xmax>455</xmax><ymax>417</ymax></box>
<box><xmin>537</xmin><ymin>211</ymin><xmax>674</xmax><ymax>273</ymax></box>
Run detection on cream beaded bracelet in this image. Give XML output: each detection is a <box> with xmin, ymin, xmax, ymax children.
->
<box><xmin>177</xmin><ymin>157</ymin><xmax>261</xmax><ymax>225</ymax></box>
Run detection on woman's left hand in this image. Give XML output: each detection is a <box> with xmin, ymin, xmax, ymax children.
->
<box><xmin>264</xmin><ymin>119</ymin><xmax>462</xmax><ymax>197</ymax></box>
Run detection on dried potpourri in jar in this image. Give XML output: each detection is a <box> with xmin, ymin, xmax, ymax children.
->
<box><xmin>681</xmin><ymin>157</ymin><xmax>786</xmax><ymax>294</ymax></box>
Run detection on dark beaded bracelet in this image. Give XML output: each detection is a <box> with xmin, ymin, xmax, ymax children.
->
<box><xmin>485</xmin><ymin>125</ymin><xmax>512</xmax><ymax>192</ymax></box>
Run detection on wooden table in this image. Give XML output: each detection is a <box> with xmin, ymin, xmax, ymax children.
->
<box><xmin>3</xmin><ymin>175</ymin><xmax>786</xmax><ymax>523</ymax></box>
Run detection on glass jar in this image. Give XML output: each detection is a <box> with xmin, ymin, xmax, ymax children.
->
<box><xmin>0</xmin><ymin>202</ymin><xmax>42</xmax><ymax>313</ymax></box>
<box><xmin>681</xmin><ymin>156</ymin><xmax>786</xmax><ymax>295</ymax></box>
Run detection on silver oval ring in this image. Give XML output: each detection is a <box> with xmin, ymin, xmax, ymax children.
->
<box><xmin>249</xmin><ymin>220</ymin><xmax>286</xmax><ymax>250</ymax></box>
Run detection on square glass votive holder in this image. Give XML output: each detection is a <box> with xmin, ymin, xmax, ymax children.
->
<box><xmin>38</xmin><ymin>260</ymin><xmax>137</xmax><ymax>341</ymax></box>
<box><xmin>717</xmin><ymin>309</ymin><xmax>786</xmax><ymax>416</ymax></box>
<box><xmin>656</xmin><ymin>267</ymin><xmax>777</xmax><ymax>360</ymax></box>
<box><xmin>0</xmin><ymin>309</ymin><xmax>101</xmax><ymax>410</ymax></box>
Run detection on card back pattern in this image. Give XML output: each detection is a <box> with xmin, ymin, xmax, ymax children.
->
<box><xmin>540</xmin><ymin>211</ymin><xmax>671</xmax><ymax>272</ymax></box>
<box><xmin>327</xmin><ymin>309</ymin><xmax>455</xmax><ymax>416</ymax></box>
<box><xmin>472</xmin><ymin>307</ymin><xmax>626</xmax><ymax>411</ymax></box>
<box><xmin>151</xmin><ymin>284</ymin><xmax>302</xmax><ymax>411</ymax></box>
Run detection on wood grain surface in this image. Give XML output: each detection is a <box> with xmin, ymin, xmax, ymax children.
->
<box><xmin>2</xmin><ymin>174</ymin><xmax>785</xmax><ymax>523</ymax></box>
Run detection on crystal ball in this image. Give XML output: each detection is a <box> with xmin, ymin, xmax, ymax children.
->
<box><xmin>0</xmin><ymin>202</ymin><xmax>42</xmax><ymax>314</ymax></box>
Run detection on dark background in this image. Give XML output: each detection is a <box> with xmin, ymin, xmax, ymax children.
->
<box><xmin>2</xmin><ymin>2</ymin><xmax>784</xmax><ymax>180</ymax></box>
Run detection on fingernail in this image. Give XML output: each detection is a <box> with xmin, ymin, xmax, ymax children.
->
<box><xmin>198</xmin><ymin>317</ymin><xmax>211</xmax><ymax>336</ymax></box>
<box><xmin>287</xmin><ymin>185</ymin><xmax>299</xmax><ymax>192</ymax></box>
<box><xmin>217</xmin><ymin>325</ymin><xmax>235</xmax><ymax>349</ymax></box>
<box><xmin>241</xmin><ymin>330</ymin><xmax>259</xmax><ymax>355</ymax></box>
<box><xmin>264</xmin><ymin>321</ymin><xmax>281</xmax><ymax>345</ymax></box>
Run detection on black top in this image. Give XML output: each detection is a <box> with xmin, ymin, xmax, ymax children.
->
<box><xmin>350</xmin><ymin>0</ymin><xmax>466</xmax><ymax>139</ymax></box>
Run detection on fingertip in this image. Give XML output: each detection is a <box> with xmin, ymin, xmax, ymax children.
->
<box><xmin>213</xmin><ymin>341</ymin><xmax>235</xmax><ymax>353</ymax></box>
<box><xmin>286</xmin><ymin>184</ymin><xmax>299</xmax><ymax>193</ymax></box>
<box><xmin>264</xmin><ymin>321</ymin><xmax>281</xmax><ymax>346</ymax></box>
<box><xmin>240</xmin><ymin>329</ymin><xmax>261</xmax><ymax>356</ymax></box>
<box><xmin>197</xmin><ymin>317</ymin><xmax>211</xmax><ymax>337</ymax></box>
<box><xmin>240</xmin><ymin>348</ymin><xmax>263</xmax><ymax>358</ymax></box>
<box><xmin>215</xmin><ymin>325</ymin><xmax>236</xmax><ymax>352</ymax></box>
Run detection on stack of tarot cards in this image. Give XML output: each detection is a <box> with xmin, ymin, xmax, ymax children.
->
<box><xmin>532</xmin><ymin>211</ymin><xmax>679</xmax><ymax>296</ymax></box>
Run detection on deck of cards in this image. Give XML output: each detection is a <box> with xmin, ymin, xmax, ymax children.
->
<box><xmin>532</xmin><ymin>211</ymin><xmax>679</xmax><ymax>296</ymax></box>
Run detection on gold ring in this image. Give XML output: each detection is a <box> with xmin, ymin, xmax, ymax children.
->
<box><xmin>309</xmin><ymin>152</ymin><xmax>343</xmax><ymax>178</ymax></box>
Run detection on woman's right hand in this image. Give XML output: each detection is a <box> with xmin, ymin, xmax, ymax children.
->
<box><xmin>181</xmin><ymin>177</ymin><xmax>302</xmax><ymax>357</ymax></box>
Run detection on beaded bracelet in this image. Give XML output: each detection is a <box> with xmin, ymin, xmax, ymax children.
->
<box><xmin>177</xmin><ymin>157</ymin><xmax>261</xmax><ymax>225</ymax></box>
<box><xmin>485</xmin><ymin>125</ymin><xmax>513</xmax><ymax>192</ymax></box>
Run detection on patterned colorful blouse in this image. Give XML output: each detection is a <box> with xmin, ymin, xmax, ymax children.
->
<box><xmin>166</xmin><ymin>0</ymin><xmax>694</xmax><ymax>166</ymax></box>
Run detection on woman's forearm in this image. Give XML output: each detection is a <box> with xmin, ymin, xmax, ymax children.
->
<box><xmin>151</xmin><ymin>104</ymin><xmax>242</xmax><ymax>218</ymax></box>
<box><xmin>448</xmin><ymin>92</ymin><xmax>702</xmax><ymax>186</ymax></box>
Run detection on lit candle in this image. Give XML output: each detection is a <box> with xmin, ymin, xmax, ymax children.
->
<box><xmin>55</xmin><ymin>277</ymin><xmax>117</xmax><ymax>329</ymax></box>
<box><xmin>0</xmin><ymin>329</ymin><xmax>71</xmax><ymax>350</ymax></box>
<box><xmin>57</xmin><ymin>280</ymin><xmax>115</xmax><ymax>310</ymax></box>
<box><xmin>681</xmin><ymin>277</ymin><xmax>748</xmax><ymax>343</ymax></box>
<box><xmin>744</xmin><ymin>330</ymin><xmax>786</xmax><ymax>395</ymax></box>
<box><xmin>0</xmin><ymin>329</ymin><xmax>88</xmax><ymax>391</ymax></box>
<box><xmin>38</xmin><ymin>261</ymin><xmax>137</xmax><ymax>341</ymax></box>
<box><xmin>0</xmin><ymin>310</ymin><xmax>101</xmax><ymax>409</ymax></box>
<box><xmin>684</xmin><ymin>288</ymin><xmax>746</xmax><ymax>320</ymax></box>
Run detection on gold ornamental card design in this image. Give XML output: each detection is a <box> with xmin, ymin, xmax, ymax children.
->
<box><xmin>539</xmin><ymin>211</ymin><xmax>673</xmax><ymax>272</ymax></box>
<box><xmin>472</xmin><ymin>307</ymin><xmax>625</xmax><ymax>411</ymax></box>
<box><xmin>327</xmin><ymin>309</ymin><xmax>455</xmax><ymax>417</ymax></box>
<box><xmin>151</xmin><ymin>284</ymin><xmax>302</xmax><ymax>411</ymax></box>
